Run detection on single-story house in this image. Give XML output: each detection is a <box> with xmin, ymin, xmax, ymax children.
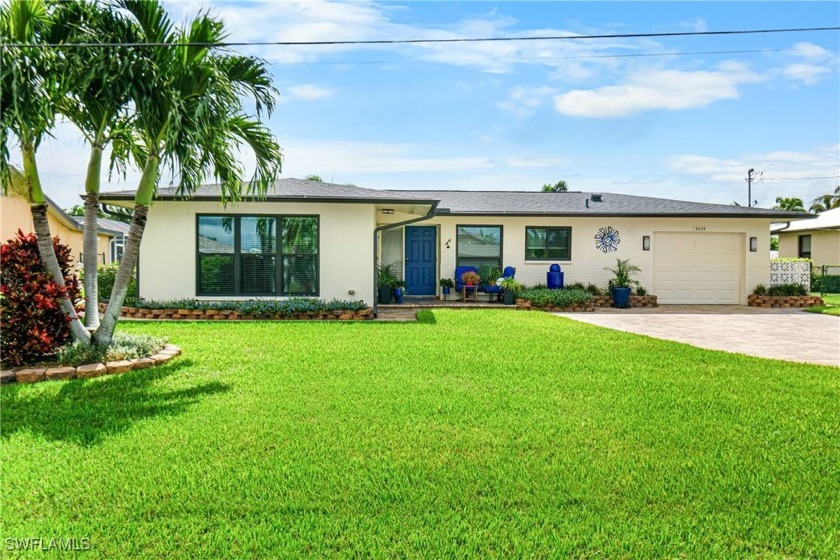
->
<box><xmin>772</xmin><ymin>207</ymin><xmax>840</xmax><ymax>269</ymax></box>
<box><xmin>1</xmin><ymin>190</ymin><xmax>115</xmax><ymax>266</ymax></box>
<box><xmin>76</xmin><ymin>216</ymin><xmax>131</xmax><ymax>263</ymax></box>
<box><xmin>100</xmin><ymin>178</ymin><xmax>811</xmax><ymax>307</ymax></box>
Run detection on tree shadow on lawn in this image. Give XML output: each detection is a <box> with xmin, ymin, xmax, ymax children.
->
<box><xmin>0</xmin><ymin>360</ymin><xmax>229</xmax><ymax>446</ymax></box>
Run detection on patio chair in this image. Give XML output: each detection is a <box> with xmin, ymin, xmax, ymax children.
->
<box><xmin>485</xmin><ymin>266</ymin><xmax>516</xmax><ymax>302</ymax></box>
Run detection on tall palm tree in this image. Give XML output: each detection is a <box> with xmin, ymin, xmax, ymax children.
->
<box><xmin>542</xmin><ymin>180</ymin><xmax>568</xmax><ymax>192</ymax></box>
<box><xmin>54</xmin><ymin>1</ymin><xmax>141</xmax><ymax>329</ymax></box>
<box><xmin>809</xmin><ymin>187</ymin><xmax>840</xmax><ymax>213</ymax></box>
<box><xmin>0</xmin><ymin>0</ymin><xmax>89</xmax><ymax>342</ymax></box>
<box><xmin>94</xmin><ymin>0</ymin><xmax>282</xmax><ymax>345</ymax></box>
<box><xmin>773</xmin><ymin>197</ymin><xmax>807</xmax><ymax>212</ymax></box>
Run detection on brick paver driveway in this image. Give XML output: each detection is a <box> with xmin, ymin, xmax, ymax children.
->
<box><xmin>555</xmin><ymin>305</ymin><xmax>839</xmax><ymax>367</ymax></box>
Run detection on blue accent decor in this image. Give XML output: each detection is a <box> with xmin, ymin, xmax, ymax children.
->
<box><xmin>405</xmin><ymin>226</ymin><xmax>437</xmax><ymax>295</ymax></box>
<box><xmin>612</xmin><ymin>287</ymin><xmax>631</xmax><ymax>308</ymax></box>
<box><xmin>547</xmin><ymin>264</ymin><xmax>564</xmax><ymax>289</ymax></box>
<box><xmin>486</xmin><ymin>266</ymin><xmax>516</xmax><ymax>301</ymax></box>
<box><xmin>455</xmin><ymin>266</ymin><xmax>479</xmax><ymax>292</ymax></box>
<box><xmin>595</xmin><ymin>226</ymin><xmax>621</xmax><ymax>253</ymax></box>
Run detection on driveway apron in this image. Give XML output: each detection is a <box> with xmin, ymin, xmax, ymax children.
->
<box><xmin>554</xmin><ymin>305</ymin><xmax>839</xmax><ymax>367</ymax></box>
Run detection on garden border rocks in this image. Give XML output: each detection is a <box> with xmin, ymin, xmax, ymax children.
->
<box><xmin>517</xmin><ymin>294</ymin><xmax>658</xmax><ymax>312</ymax></box>
<box><xmin>748</xmin><ymin>295</ymin><xmax>824</xmax><ymax>308</ymax></box>
<box><xmin>1</xmin><ymin>344</ymin><xmax>181</xmax><ymax>385</ymax></box>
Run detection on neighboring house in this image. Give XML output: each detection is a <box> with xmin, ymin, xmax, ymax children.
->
<box><xmin>99</xmin><ymin>178</ymin><xmax>811</xmax><ymax>306</ymax></box>
<box><xmin>76</xmin><ymin>216</ymin><xmax>130</xmax><ymax>263</ymax></box>
<box><xmin>1</xmin><ymin>190</ymin><xmax>114</xmax><ymax>266</ymax></box>
<box><xmin>772</xmin><ymin>207</ymin><xmax>840</xmax><ymax>268</ymax></box>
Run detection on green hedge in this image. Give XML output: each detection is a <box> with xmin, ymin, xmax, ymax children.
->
<box><xmin>517</xmin><ymin>288</ymin><xmax>593</xmax><ymax>307</ymax></box>
<box><xmin>96</xmin><ymin>263</ymin><xmax>137</xmax><ymax>301</ymax></box>
<box><xmin>125</xmin><ymin>297</ymin><xmax>368</xmax><ymax>316</ymax></box>
<box><xmin>766</xmin><ymin>284</ymin><xmax>809</xmax><ymax>297</ymax></box>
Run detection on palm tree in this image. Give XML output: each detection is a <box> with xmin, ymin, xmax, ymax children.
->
<box><xmin>0</xmin><ymin>0</ymin><xmax>89</xmax><ymax>342</ymax></box>
<box><xmin>542</xmin><ymin>180</ymin><xmax>568</xmax><ymax>192</ymax></box>
<box><xmin>809</xmin><ymin>187</ymin><xmax>840</xmax><ymax>213</ymax></box>
<box><xmin>94</xmin><ymin>0</ymin><xmax>282</xmax><ymax>345</ymax></box>
<box><xmin>58</xmin><ymin>1</ymin><xmax>140</xmax><ymax>329</ymax></box>
<box><xmin>773</xmin><ymin>197</ymin><xmax>807</xmax><ymax>212</ymax></box>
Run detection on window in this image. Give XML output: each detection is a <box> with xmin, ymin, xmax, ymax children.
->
<box><xmin>197</xmin><ymin>215</ymin><xmax>318</xmax><ymax>296</ymax></box>
<box><xmin>798</xmin><ymin>234</ymin><xmax>811</xmax><ymax>259</ymax></box>
<box><xmin>525</xmin><ymin>227</ymin><xmax>571</xmax><ymax>260</ymax></box>
<box><xmin>457</xmin><ymin>226</ymin><xmax>502</xmax><ymax>268</ymax></box>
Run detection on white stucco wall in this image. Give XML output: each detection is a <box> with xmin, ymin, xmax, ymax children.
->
<box><xmin>380</xmin><ymin>213</ymin><xmax>774</xmax><ymax>305</ymax></box>
<box><xmin>138</xmin><ymin>200</ymin><xmax>376</xmax><ymax>303</ymax></box>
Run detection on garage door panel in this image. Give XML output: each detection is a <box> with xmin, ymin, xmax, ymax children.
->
<box><xmin>653</xmin><ymin>233</ymin><xmax>743</xmax><ymax>304</ymax></box>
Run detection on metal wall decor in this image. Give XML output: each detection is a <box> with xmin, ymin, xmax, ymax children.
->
<box><xmin>594</xmin><ymin>226</ymin><xmax>621</xmax><ymax>253</ymax></box>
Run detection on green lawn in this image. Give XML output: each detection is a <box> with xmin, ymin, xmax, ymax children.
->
<box><xmin>2</xmin><ymin>310</ymin><xmax>838</xmax><ymax>558</ymax></box>
<box><xmin>807</xmin><ymin>292</ymin><xmax>840</xmax><ymax>315</ymax></box>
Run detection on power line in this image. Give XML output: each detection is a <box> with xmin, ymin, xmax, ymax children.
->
<box><xmin>2</xmin><ymin>26</ymin><xmax>838</xmax><ymax>49</ymax></box>
<box><xmin>762</xmin><ymin>175</ymin><xmax>840</xmax><ymax>181</ymax></box>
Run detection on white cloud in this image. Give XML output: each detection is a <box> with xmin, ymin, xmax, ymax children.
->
<box><xmin>495</xmin><ymin>86</ymin><xmax>555</xmax><ymax>116</ymax></box>
<box><xmin>668</xmin><ymin>146</ymin><xmax>840</xmax><ymax>207</ymax></box>
<box><xmin>282</xmin><ymin>84</ymin><xmax>335</xmax><ymax>101</ymax></box>
<box><xmin>553</xmin><ymin>62</ymin><xmax>763</xmax><ymax>118</ymax></box>
<box><xmin>787</xmin><ymin>42</ymin><xmax>832</xmax><ymax>61</ymax></box>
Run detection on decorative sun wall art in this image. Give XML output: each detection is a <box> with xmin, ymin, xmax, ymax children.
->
<box><xmin>594</xmin><ymin>226</ymin><xmax>621</xmax><ymax>253</ymax></box>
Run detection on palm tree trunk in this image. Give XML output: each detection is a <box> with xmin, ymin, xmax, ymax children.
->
<box><xmin>83</xmin><ymin>145</ymin><xmax>103</xmax><ymax>329</ymax></box>
<box><xmin>83</xmin><ymin>192</ymin><xmax>100</xmax><ymax>328</ymax></box>
<box><xmin>94</xmin><ymin>204</ymin><xmax>146</xmax><ymax>346</ymax></box>
<box><xmin>23</xmin><ymin>143</ymin><xmax>90</xmax><ymax>343</ymax></box>
<box><xmin>31</xmin><ymin>204</ymin><xmax>91</xmax><ymax>343</ymax></box>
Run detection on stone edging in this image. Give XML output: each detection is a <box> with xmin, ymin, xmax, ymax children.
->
<box><xmin>747</xmin><ymin>295</ymin><xmax>824</xmax><ymax>308</ymax></box>
<box><xmin>0</xmin><ymin>345</ymin><xmax>182</xmax><ymax>385</ymax></box>
<box><xmin>101</xmin><ymin>304</ymin><xmax>374</xmax><ymax>321</ymax></box>
<box><xmin>516</xmin><ymin>294</ymin><xmax>658</xmax><ymax>312</ymax></box>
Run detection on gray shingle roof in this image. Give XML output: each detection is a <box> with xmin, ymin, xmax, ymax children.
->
<box><xmin>389</xmin><ymin>190</ymin><xmax>814</xmax><ymax>219</ymax></box>
<box><xmin>99</xmin><ymin>178</ymin><xmax>814</xmax><ymax>219</ymax></box>
<box><xmin>100</xmin><ymin>178</ymin><xmax>438</xmax><ymax>204</ymax></box>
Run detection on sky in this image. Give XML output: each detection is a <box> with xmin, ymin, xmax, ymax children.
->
<box><xmin>16</xmin><ymin>1</ymin><xmax>840</xmax><ymax>211</ymax></box>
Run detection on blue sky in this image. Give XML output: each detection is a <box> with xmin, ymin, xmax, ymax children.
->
<box><xmin>26</xmin><ymin>1</ymin><xmax>840</xmax><ymax>210</ymax></box>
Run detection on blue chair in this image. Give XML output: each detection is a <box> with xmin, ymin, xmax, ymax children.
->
<box><xmin>485</xmin><ymin>266</ymin><xmax>516</xmax><ymax>302</ymax></box>
<box><xmin>455</xmin><ymin>266</ymin><xmax>479</xmax><ymax>293</ymax></box>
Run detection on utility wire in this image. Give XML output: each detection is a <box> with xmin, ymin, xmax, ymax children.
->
<box><xmin>762</xmin><ymin>175</ymin><xmax>840</xmax><ymax>181</ymax></box>
<box><xmin>2</xmin><ymin>26</ymin><xmax>838</xmax><ymax>48</ymax></box>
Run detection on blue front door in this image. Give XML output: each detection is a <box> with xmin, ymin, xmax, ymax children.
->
<box><xmin>405</xmin><ymin>226</ymin><xmax>436</xmax><ymax>295</ymax></box>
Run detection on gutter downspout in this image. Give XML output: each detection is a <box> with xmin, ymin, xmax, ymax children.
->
<box><xmin>373</xmin><ymin>203</ymin><xmax>438</xmax><ymax>318</ymax></box>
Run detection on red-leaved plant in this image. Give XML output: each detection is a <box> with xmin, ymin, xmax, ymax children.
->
<box><xmin>1</xmin><ymin>230</ymin><xmax>81</xmax><ymax>367</ymax></box>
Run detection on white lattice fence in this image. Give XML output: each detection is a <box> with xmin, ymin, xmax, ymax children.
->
<box><xmin>770</xmin><ymin>260</ymin><xmax>811</xmax><ymax>288</ymax></box>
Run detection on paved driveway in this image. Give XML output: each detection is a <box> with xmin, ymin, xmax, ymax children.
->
<box><xmin>555</xmin><ymin>305</ymin><xmax>839</xmax><ymax>367</ymax></box>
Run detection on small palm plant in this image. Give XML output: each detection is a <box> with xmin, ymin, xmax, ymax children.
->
<box><xmin>604</xmin><ymin>258</ymin><xmax>641</xmax><ymax>289</ymax></box>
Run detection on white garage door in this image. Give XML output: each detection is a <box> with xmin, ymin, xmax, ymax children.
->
<box><xmin>653</xmin><ymin>233</ymin><xmax>743</xmax><ymax>304</ymax></box>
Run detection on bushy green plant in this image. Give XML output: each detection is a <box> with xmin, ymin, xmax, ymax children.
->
<box><xmin>517</xmin><ymin>288</ymin><xmax>592</xmax><ymax>308</ymax></box>
<box><xmin>565</xmin><ymin>282</ymin><xmax>586</xmax><ymax>291</ymax></box>
<box><xmin>377</xmin><ymin>265</ymin><xmax>400</xmax><ymax>288</ymax></box>
<box><xmin>635</xmin><ymin>285</ymin><xmax>648</xmax><ymax>296</ymax></box>
<box><xmin>767</xmin><ymin>284</ymin><xmax>808</xmax><ymax>297</ymax></box>
<box><xmin>478</xmin><ymin>265</ymin><xmax>502</xmax><ymax>286</ymax></box>
<box><xmin>125</xmin><ymin>298</ymin><xmax>368</xmax><ymax>315</ymax></box>
<box><xmin>752</xmin><ymin>284</ymin><xmax>768</xmax><ymax>296</ymax></box>
<box><xmin>439</xmin><ymin>278</ymin><xmax>455</xmax><ymax>289</ymax></box>
<box><xmin>500</xmin><ymin>277</ymin><xmax>523</xmax><ymax>293</ymax></box>
<box><xmin>95</xmin><ymin>262</ymin><xmax>137</xmax><ymax>301</ymax></box>
<box><xmin>585</xmin><ymin>283</ymin><xmax>603</xmax><ymax>296</ymax></box>
<box><xmin>57</xmin><ymin>332</ymin><xmax>168</xmax><ymax>367</ymax></box>
<box><xmin>604</xmin><ymin>258</ymin><xmax>641</xmax><ymax>289</ymax></box>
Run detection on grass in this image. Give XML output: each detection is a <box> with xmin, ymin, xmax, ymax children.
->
<box><xmin>2</xmin><ymin>310</ymin><xmax>838</xmax><ymax>558</ymax></box>
<box><xmin>806</xmin><ymin>292</ymin><xmax>840</xmax><ymax>315</ymax></box>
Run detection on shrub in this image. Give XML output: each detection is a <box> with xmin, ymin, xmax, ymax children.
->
<box><xmin>96</xmin><ymin>262</ymin><xmax>137</xmax><ymax>302</ymax></box>
<box><xmin>585</xmin><ymin>283</ymin><xmax>603</xmax><ymax>296</ymax></box>
<box><xmin>766</xmin><ymin>284</ymin><xmax>808</xmax><ymax>297</ymax></box>
<box><xmin>1</xmin><ymin>231</ymin><xmax>81</xmax><ymax>367</ymax></box>
<box><xmin>752</xmin><ymin>284</ymin><xmax>768</xmax><ymax>296</ymax></box>
<box><xmin>124</xmin><ymin>298</ymin><xmax>368</xmax><ymax>316</ymax></box>
<box><xmin>635</xmin><ymin>285</ymin><xmax>648</xmax><ymax>296</ymax></box>
<box><xmin>565</xmin><ymin>282</ymin><xmax>586</xmax><ymax>291</ymax></box>
<box><xmin>518</xmin><ymin>288</ymin><xmax>592</xmax><ymax>308</ymax></box>
<box><xmin>57</xmin><ymin>332</ymin><xmax>167</xmax><ymax>366</ymax></box>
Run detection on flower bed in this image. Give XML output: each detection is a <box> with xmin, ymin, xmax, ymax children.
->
<box><xmin>516</xmin><ymin>299</ymin><xmax>595</xmax><ymax>312</ymax></box>
<box><xmin>99</xmin><ymin>298</ymin><xmax>374</xmax><ymax>321</ymax></box>
<box><xmin>516</xmin><ymin>288</ymin><xmax>658</xmax><ymax>312</ymax></box>
<box><xmin>591</xmin><ymin>294</ymin><xmax>659</xmax><ymax>308</ymax></box>
<box><xmin>1</xmin><ymin>344</ymin><xmax>181</xmax><ymax>385</ymax></box>
<box><xmin>748</xmin><ymin>295</ymin><xmax>824</xmax><ymax>308</ymax></box>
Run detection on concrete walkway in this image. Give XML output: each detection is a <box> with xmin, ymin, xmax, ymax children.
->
<box><xmin>555</xmin><ymin>305</ymin><xmax>839</xmax><ymax>367</ymax></box>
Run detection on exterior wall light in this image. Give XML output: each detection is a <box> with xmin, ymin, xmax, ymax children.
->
<box><xmin>381</xmin><ymin>209</ymin><xmax>395</xmax><ymax>214</ymax></box>
<box><xmin>642</xmin><ymin>236</ymin><xmax>650</xmax><ymax>251</ymax></box>
<box><xmin>749</xmin><ymin>237</ymin><xmax>758</xmax><ymax>252</ymax></box>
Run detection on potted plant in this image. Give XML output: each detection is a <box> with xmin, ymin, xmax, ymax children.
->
<box><xmin>500</xmin><ymin>277</ymin><xmax>523</xmax><ymax>305</ymax></box>
<box><xmin>394</xmin><ymin>280</ymin><xmax>406</xmax><ymax>304</ymax></box>
<box><xmin>460</xmin><ymin>270</ymin><xmax>480</xmax><ymax>287</ymax></box>
<box><xmin>478</xmin><ymin>265</ymin><xmax>502</xmax><ymax>289</ymax></box>
<box><xmin>604</xmin><ymin>258</ymin><xmax>641</xmax><ymax>308</ymax></box>
<box><xmin>439</xmin><ymin>278</ymin><xmax>455</xmax><ymax>300</ymax></box>
<box><xmin>377</xmin><ymin>265</ymin><xmax>399</xmax><ymax>304</ymax></box>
